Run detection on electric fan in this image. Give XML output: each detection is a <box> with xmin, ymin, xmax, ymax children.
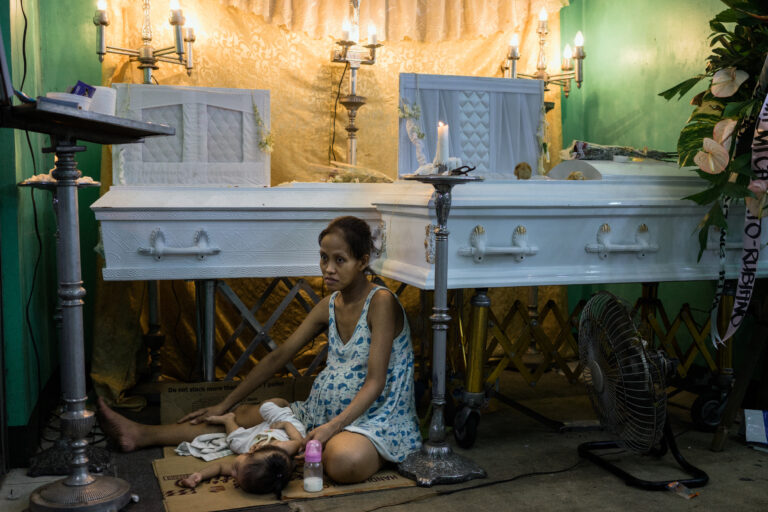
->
<box><xmin>577</xmin><ymin>292</ymin><xmax>709</xmax><ymax>490</ymax></box>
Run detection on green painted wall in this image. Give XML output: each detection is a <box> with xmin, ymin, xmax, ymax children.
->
<box><xmin>560</xmin><ymin>0</ymin><xmax>724</xmax><ymax>339</ymax></box>
<box><xmin>1</xmin><ymin>0</ymin><xmax>101</xmax><ymax>427</ymax></box>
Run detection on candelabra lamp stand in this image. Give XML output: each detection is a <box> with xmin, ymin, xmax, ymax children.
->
<box><xmin>94</xmin><ymin>0</ymin><xmax>195</xmax><ymax>85</ymax></box>
<box><xmin>3</xmin><ymin>88</ymin><xmax>173</xmax><ymax>510</ymax></box>
<box><xmin>332</xmin><ymin>40</ymin><xmax>381</xmax><ymax>166</ymax></box>
<box><xmin>501</xmin><ymin>17</ymin><xmax>585</xmax><ymax>98</ymax></box>
<box><xmin>19</xmin><ymin>137</ymin><xmax>128</xmax><ymax>512</ymax></box>
<box><xmin>398</xmin><ymin>174</ymin><xmax>487</xmax><ymax>487</ymax></box>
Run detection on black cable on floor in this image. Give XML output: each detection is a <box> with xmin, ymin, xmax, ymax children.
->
<box><xmin>359</xmin><ymin>460</ymin><xmax>584</xmax><ymax>512</ymax></box>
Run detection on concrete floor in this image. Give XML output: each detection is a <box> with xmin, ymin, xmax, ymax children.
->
<box><xmin>3</xmin><ymin>370</ymin><xmax>767</xmax><ymax>511</ymax></box>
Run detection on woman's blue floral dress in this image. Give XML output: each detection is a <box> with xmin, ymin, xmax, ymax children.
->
<box><xmin>291</xmin><ymin>286</ymin><xmax>421</xmax><ymax>462</ymax></box>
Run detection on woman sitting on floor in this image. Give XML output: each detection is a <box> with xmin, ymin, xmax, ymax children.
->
<box><xmin>98</xmin><ymin>216</ymin><xmax>422</xmax><ymax>484</ymax></box>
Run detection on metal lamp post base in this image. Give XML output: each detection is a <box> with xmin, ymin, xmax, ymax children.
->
<box><xmin>399</xmin><ymin>441</ymin><xmax>486</xmax><ymax>487</ymax></box>
<box><xmin>30</xmin><ymin>477</ymin><xmax>130</xmax><ymax>512</ymax></box>
<box><xmin>398</xmin><ymin>173</ymin><xmax>486</xmax><ymax>487</ymax></box>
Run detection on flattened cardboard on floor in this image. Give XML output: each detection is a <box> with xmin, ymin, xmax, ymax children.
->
<box><xmin>160</xmin><ymin>376</ymin><xmax>314</xmax><ymax>424</ymax></box>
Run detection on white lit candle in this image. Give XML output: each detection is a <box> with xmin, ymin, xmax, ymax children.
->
<box><xmin>574</xmin><ymin>31</ymin><xmax>585</xmax><ymax>85</ymax></box>
<box><xmin>574</xmin><ymin>31</ymin><xmax>584</xmax><ymax>50</ymax></box>
<box><xmin>169</xmin><ymin>0</ymin><xmax>185</xmax><ymax>56</ymax></box>
<box><xmin>94</xmin><ymin>0</ymin><xmax>109</xmax><ymax>59</ymax></box>
<box><xmin>435</xmin><ymin>122</ymin><xmax>450</xmax><ymax>165</ymax></box>
<box><xmin>369</xmin><ymin>22</ymin><xmax>377</xmax><ymax>45</ymax></box>
<box><xmin>342</xmin><ymin>19</ymin><xmax>351</xmax><ymax>41</ymax></box>
<box><xmin>508</xmin><ymin>33</ymin><xmax>519</xmax><ymax>58</ymax></box>
<box><xmin>562</xmin><ymin>44</ymin><xmax>573</xmax><ymax>71</ymax></box>
<box><xmin>538</xmin><ymin>7</ymin><xmax>548</xmax><ymax>32</ymax></box>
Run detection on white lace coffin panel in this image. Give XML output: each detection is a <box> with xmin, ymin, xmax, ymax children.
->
<box><xmin>111</xmin><ymin>84</ymin><xmax>270</xmax><ymax>186</ymax></box>
<box><xmin>398</xmin><ymin>74</ymin><xmax>543</xmax><ymax>179</ymax></box>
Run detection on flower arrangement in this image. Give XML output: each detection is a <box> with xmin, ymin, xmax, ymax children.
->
<box><xmin>252</xmin><ymin>102</ymin><xmax>273</xmax><ymax>153</ymax></box>
<box><xmin>660</xmin><ymin>0</ymin><xmax>768</xmax><ymax>258</ymax></box>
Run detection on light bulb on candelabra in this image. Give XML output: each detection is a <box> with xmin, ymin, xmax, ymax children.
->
<box><xmin>500</xmin><ymin>12</ymin><xmax>585</xmax><ymax>99</ymax></box>
<box><xmin>574</xmin><ymin>31</ymin><xmax>584</xmax><ymax>47</ymax></box>
<box><xmin>538</xmin><ymin>7</ymin><xmax>548</xmax><ymax>32</ymax></box>
<box><xmin>93</xmin><ymin>0</ymin><xmax>195</xmax><ymax>83</ymax></box>
<box><xmin>368</xmin><ymin>22</ymin><xmax>377</xmax><ymax>45</ymax></box>
<box><xmin>562</xmin><ymin>44</ymin><xmax>573</xmax><ymax>71</ymax></box>
<box><xmin>342</xmin><ymin>19</ymin><xmax>351</xmax><ymax>41</ymax></box>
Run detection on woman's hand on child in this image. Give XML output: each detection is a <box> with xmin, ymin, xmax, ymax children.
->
<box><xmin>177</xmin><ymin>402</ymin><xmax>229</xmax><ymax>424</ymax></box>
<box><xmin>176</xmin><ymin>472</ymin><xmax>202</xmax><ymax>488</ymax></box>
<box><xmin>205</xmin><ymin>412</ymin><xmax>235</xmax><ymax>425</ymax></box>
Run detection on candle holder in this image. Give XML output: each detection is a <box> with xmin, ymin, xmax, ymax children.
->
<box><xmin>502</xmin><ymin>8</ymin><xmax>585</xmax><ymax>98</ymax></box>
<box><xmin>331</xmin><ymin>2</ymin><xmax>382</xmax><ymax>166</ymax></box>
<box><xmin>94</xmin><ymin>0</ymin><xmax>195</xmax><ymax>85</ymax></box>
<box><xmin>398</xmin><ymin>173</ymin><xmax>487</xmax><ymax>487</ymax></box>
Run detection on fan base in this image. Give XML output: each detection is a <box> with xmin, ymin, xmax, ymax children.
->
<box><xmin>578</xmin><ymin>421</ymin><xmax>708</xmax><ymax>490</ymax></box>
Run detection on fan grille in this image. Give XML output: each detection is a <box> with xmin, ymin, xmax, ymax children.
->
<box><xmin>579</xmin><ymin>292</ymin><xmax>666</xmax><ymax>454</ymax></box>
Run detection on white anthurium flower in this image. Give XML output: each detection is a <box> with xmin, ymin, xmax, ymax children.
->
<box><xmin>693</xmin><ymin>137</ymin><xmax>729</xmax><ymax>174</ymax></box>
<box><xmin>746</xmin><ymin>180</ymin><xmax>768</xmax><ymax>218</ymax></box>
<box><xmin>711</xmin><ymin>67</ymin><xmax>749</xmax><ymax>98</ymax></box>
<box><xmin>713</xmin><ymin>118</ymin><xmax>737</xmax><ymax>151</ymax></box>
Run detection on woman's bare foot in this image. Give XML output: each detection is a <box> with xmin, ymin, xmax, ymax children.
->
<box><xmin>97</xmin><ymin>396</ymin><xmax>142</xmax><ymax>452</ymax></box>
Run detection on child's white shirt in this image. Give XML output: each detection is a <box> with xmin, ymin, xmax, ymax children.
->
<box><xmin>226</xmin><ymin>402</ymin><xmax>307</xmax><ymax>454</ymax></box>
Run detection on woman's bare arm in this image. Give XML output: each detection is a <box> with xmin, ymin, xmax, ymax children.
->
<box><xmin>179</xmin><ymin>297</ymin><xmax>330</xmax><ymax>424</ymax></box>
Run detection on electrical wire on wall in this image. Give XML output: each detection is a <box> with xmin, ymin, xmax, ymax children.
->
<box><xmin>16</xmin><ymin>0</ymin><xmax>48</xmax><ymax>439</ymax></box>
<box><xmin>328</xmin><ymin>62</ymin><xmax>349</xmax><ymax>163</ymax></box>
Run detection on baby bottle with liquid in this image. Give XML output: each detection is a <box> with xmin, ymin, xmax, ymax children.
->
<box><xmin>303</xmin><ymin>440</ymin><xmax>323</xmax><ymax>492</ymax></box>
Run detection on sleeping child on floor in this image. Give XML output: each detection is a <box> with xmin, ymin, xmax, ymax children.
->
<box><xmin>175</xmin><ymin>400</ymin><xmax>306</xmax><ymax>496</ymax></box>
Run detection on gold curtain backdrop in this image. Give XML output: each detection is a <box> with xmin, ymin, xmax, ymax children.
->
<box><xmin>91</xmin><ymin>0</ymin><xmax>570</xmax><ymax>406</ymax></box>
<box><xmin>221</xmin><ymin>0</ymin><xmax>568</xmax><ymax>42</ymax></box>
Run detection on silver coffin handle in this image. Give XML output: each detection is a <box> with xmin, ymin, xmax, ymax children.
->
<box><xmin>585</xmin><ymin>223</ymin><xmax>659</xmax><ymax>259</ymax></box>
<box><xmin>458</xmin><ymin>225</ymin><xmax>538</xmax><ymax>263</ymax></box>
<box><xmin>138</xmin><ymin>229</ymin><xmax>221</xmax><ymax>261</ymax></box>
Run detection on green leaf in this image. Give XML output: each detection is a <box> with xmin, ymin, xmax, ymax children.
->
<box><xmin>712</xmin><ymin>8</ymin><xmax>744</xmax><ymax>23</ymax></box>
<box><xmin>684</xmin><ymin>186</ymin><xmax>725</xmax><ymax>204</ymax></box>
<box><xmin>678</xmin><ymin>124</ymin><xmax>717</xmax><ymax>167</ymax></box>
<box><xmin>659</xmin><ymin>76</ymin><xmax>706</xmax><ymax>100</ymax></box>
<box><xmin>721</xmin><ymin>0</ymin><xmax>768</xmax><ymax>16</ymax></box>
<box><xmin>722</xmin><ymin>99</ymin><xmax>757</xmax><ymax>117</ymax></box>
<box><xmin>729</xmin><ymin>152</ymin><xmax>756</xmax><ymax>177</ymax></box>
<box><xmin>697</xmin><ymin>220</ymin><xmax>710</xmax><ymax>261</ymax></box>
<box><xmin>709</xmin><ymin>202</ymin><xmax>728</xmax><ymax>229</ymax></box>
<box><xmin>710</xmin><ymin>20</ymin><xmax>727</xmax><ymax>33</ymax></box>
<box><xmin>722</xmin><ymin>182</ymin><xmax>751</xmax><ymax>198</ymax></box>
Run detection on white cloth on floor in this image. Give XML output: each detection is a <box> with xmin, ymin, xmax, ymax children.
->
<box><xmin>175</xmin><ymin>433</ymin><xmax>233</xmax><ymax>461</ymax></box>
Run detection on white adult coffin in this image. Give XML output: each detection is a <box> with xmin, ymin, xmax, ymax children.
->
<box><xmin>95</xmin><ymin>162</ymin><xmax>768</xmax><ymax>286</ymax></box>
<box><xmin>370</xmin><ymin>160</ymin><xmax>768</xmax><ymax>289</ymax></box>
<box><xmin>93</xmin><ymin>183</ymin><xmax>383</xmax><ymax>280</ymax></box>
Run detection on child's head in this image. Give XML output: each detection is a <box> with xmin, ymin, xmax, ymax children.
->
<box><xmin>232</xmin><ymin>446</ymin><xmax>293</xmax><ymax>497</ymax></box>
<box><xmin>318</xmin><ymin>216</ymin><xmax>374</xmax><ymax>266</ymax></box>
